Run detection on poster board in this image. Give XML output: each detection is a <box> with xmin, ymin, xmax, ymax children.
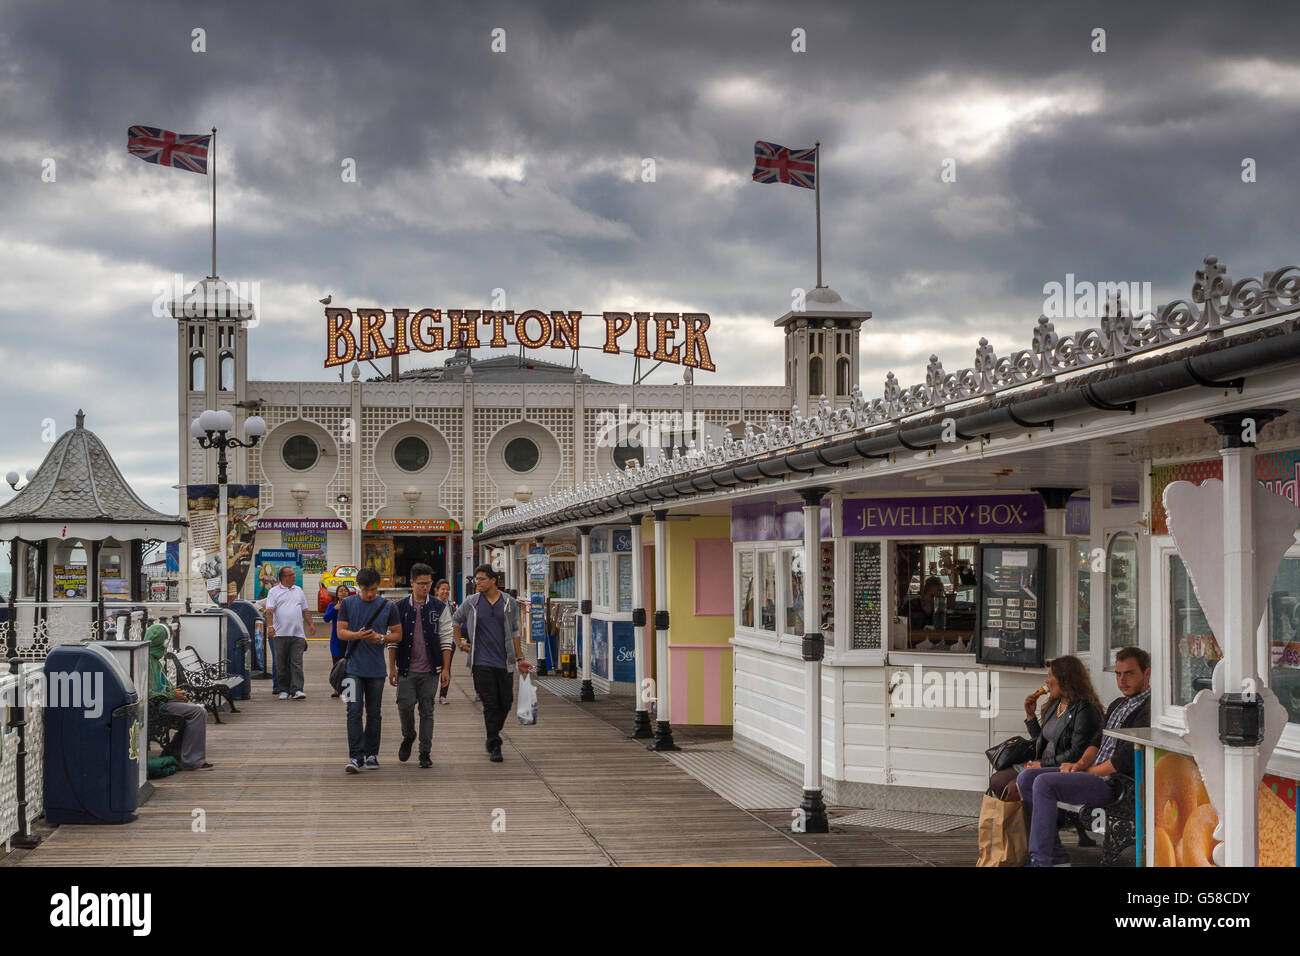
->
<box><xmin>255</xmin><ymin>549</ymin><xmax>301</xmax><ymax>599</ymax></box>
<box><xmin>975</xmin><ymin>543</ymin><xmax>1047</xmax><ymax>667</ymax></box>
<box><xmin>362</xmin><ymin>537</ymin><xmax>395</xmax><ymax>589</ymax></box>
<box><xmin>53</xmin><ymin>564</ymin><xmax>87</xmax><ymax>599</ymax></box>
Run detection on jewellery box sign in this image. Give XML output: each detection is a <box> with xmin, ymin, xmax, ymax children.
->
<box><xmin>843</xmin><ymin>494</ymin><xmax>1045</xmax><ymax>536</ymax></box>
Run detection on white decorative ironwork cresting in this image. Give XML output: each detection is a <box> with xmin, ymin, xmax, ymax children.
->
<box><xmin>482</xmin><ymin>257</ymin><xmax>1300</xmax><ymax>534</ymax></box>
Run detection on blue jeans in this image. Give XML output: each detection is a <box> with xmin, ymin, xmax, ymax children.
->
<box><xmin>345</xmin><ymin>676</ymin><xmax>385</xmax><ymax>761</ymax></box>
<box><xmin>1017</xmin><ymin>766</ymin><xmax>1114</xmax><ymax>865</ymax></box>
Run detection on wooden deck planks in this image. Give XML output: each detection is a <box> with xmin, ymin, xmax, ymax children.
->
<box><xmin>15</xmin><ymin>650</ymin><xmax>823</xmax><ymax>867</ymax></box>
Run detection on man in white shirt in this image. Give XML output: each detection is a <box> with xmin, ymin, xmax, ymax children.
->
<box><xmin>266</xmin><ymin>566</ymin><xmax>316</xmax><ymax>699</ymax></box>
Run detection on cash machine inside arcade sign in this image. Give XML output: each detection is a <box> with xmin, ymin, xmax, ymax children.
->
<box><xmin>325</xmin><ymin>308</ymin><xmax>716</xmax><ymax>372</ymax></box>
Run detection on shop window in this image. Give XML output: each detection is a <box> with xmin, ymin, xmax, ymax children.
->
<box><xmin>1170</xmin><ymin>554</ymin><xmax>1215</xmax><ymax>708</ymax></box>
<box><xmin>394</xmin><ymin>435</ymin><xmax>430</xmax><ymax>472</ymax></box>
<box><xmin>1266</xmin><ymin>554</ymin><xmax>1300</xmax><ymax>725</ymax></box>
<box><xmin>549</xmin><ymin>558</ymin><xmax>575</xmax><ymax>599</ymax></box>
<box><xmin>615</xmin><ymin>554</ymin><xmax>632</xmax><ymax>612</ymax></box>
<box><xmin>52</xmin><ymin>539</ymin><xmax>88</xmax><ymax>599</ymax></box>
<box><xmin>737</xmin><ymin>551</ymin><xmax>755</xmax><ymax>628</ymax></box>
<box><xmin>1108</xmin><ymin>533</ymin><xmax>1139</xmax><ymax>665</ymax></box>
<box><xmin>782</xmin><ymin>548</ymin><xmax>805</xmax><ymax>634</ymax></box>
<box><xmin>613</xmin><ymin>439</ymin><xmax>644</xmax><ymax>471</ymax></box>
<box><xmin>282</xmin><ymin>435</ymin><xmax>319</xmax><ymax>471</ymax></box>
<box><xmin>893</xmin><ymin>542</ymin><xmax>978</xmax><ymax>651</ymax></box>
<box><xmin>758</xmin><ymin>551</ymin><xmax>777</xmax><ymax>632</ymax></box>
<box><xmin>504</xmin><ymin>436</ymin><xmax>540</xmax><ymax>473</ymax></box>
<box><xmin>24</xmin><ymin>545</ymin><xmax>38</xmax><ymax>598</ymax></box>
<box><xmin>1076</xmin><ymin>542</ymin><xmax>1091</xmax><ymax>653</ymax></box>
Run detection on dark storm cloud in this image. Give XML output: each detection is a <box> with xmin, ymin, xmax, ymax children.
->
<box><xmin>1</xmin><ymin>0</ymin><xmax>1298</xmax><ymax>509</ymax></box>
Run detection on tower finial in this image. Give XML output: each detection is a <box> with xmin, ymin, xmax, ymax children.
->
<box><xmin>76</xmin><ymin>409</ymin><xmax>85</xmax><ymax>428</ymax></box>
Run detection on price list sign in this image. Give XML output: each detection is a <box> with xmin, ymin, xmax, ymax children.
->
<box><xmin>975</xmin><ymin>543</ymin><xmax>1046</xmax><ymax>667</ymax></box>
<box><xmin>851</xmin><ymin>542</ymin><xmax>882</xmax><ymax>650</ymax></box>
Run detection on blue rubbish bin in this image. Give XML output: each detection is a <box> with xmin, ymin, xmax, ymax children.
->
<box><xmin>43</xmin><ymin>643</ymin><xmax>141</xmax><ymax>825</ymax></box>
<box><xmin>202</xmin><ymin>606</ymin><xmax>251</xmax><ymax>701</ymax></box>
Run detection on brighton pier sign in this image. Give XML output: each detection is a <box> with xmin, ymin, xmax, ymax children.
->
<box><xmin>325</xmin><ymin>307</ymin><xmax>716</xmax><ymax>372</ymax></box>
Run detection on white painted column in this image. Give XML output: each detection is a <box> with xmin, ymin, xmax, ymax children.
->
<box><xmin>650</xmin><ymin>509</ymin><xmax>678</xmax><ymax>750</ymax></box>
<box><xmin>1221</xmin><ymin>442</ymin><xmax>1259</xmax><ymax>867</ymax></box>
<box><xmin>629</xmin><ymin>517</ymin><xmax>651</xmax><ymax>738</ymax></box>
<box><xmin>799</xmin><ymin>487</ymin><xmax>829</xmax><ymax>832</ymax></box>
<box><xmin>578</xmin><ymin>526</ymin><xmax>595</xmax><ymax>701</ymax></box>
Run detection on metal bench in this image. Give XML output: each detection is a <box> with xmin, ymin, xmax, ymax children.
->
<box><xmin>1056</xmin><ymin>773</ymin><xmax>1136</xmax><ymax>866</ymax></box>
<box><xmin>147</xmin><ymin>696</ymin><xmax>186</xmax><ymax>759</ymax></box>
<box><xmin>166</xmin><ymin>647</ymin><xmax>244</xmax><ymax>722</ymax></box>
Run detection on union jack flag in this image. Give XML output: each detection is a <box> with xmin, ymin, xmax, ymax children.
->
<box><xmin>127</xmin><ymin>125</ymin><xmax>211</xmax><ymax>173</ymax></box>
<box><xmin>752</xmin><ymin>140</ymin><xmax>816</xmax><ymax>189</ymax></box>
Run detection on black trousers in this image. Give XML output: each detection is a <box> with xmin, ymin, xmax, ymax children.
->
<box><xmin>472</xmin><ymin>666</ymin><xmax>513</xmax><ymax>750</ymax></box>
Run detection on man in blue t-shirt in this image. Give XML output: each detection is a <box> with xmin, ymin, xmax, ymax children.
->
<box><xmin>337</xmin><ymin>567</ymin><xmax>401</xmax><ymax>773</ymax></box>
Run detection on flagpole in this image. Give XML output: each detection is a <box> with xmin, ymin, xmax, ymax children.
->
<box><xmin>814</xmin><ymin>140</ymin><xmax>822</xmax><ymax>288</ymax></box>
<box><xmin>210</xmin><ymin>126</ymin><xmax>217</xmax><ymax>278</ymax></box>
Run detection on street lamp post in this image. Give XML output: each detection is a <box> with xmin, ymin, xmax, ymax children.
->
<box><xmin>190</xmin><ymin>409</ymin><xmax>266</xmax><ymax>606</ymax></box>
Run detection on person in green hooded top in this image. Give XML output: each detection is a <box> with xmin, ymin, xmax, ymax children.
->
<box><xmin>147</xmin><ymin>624</ymin><xmax>213</xmax><ymax>771</ymax></box>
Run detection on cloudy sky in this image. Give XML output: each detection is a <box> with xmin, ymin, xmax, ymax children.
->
<box><xmin>1</xmin><ymin>0</ymin><xmax>1297</xmax><ymax>514</ymax></box>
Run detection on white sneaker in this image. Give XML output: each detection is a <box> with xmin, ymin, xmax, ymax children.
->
<box><xmin>279</xmin><ymin>692</ymin><xmax>289</xmax><ymax>700</ymax></box>
<box><xmin>293</xmin><ymin>690</ymin><xmax>306</xmax><ymax>700</ymax></box>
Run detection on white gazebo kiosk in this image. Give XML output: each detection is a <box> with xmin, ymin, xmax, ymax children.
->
<box><xmin>0</xmin><ymin>410</ymin><xmax>187</xmax><ymax>658</ymax></box>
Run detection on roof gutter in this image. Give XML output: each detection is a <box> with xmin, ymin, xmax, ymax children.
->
<box><xmin>478</xmin><ymin>320</ymin><xmax>1300</xmax><ymax>543</ymax></box>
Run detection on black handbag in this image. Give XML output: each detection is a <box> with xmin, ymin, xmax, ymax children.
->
<box><xmin>986</xmin><ymin>735</ymin><xmax>1035</xmax><ymax>771</ymax></box>
<box><xmin>329</xmin><ymin>599</ymin><xmax>389</xmax><ymax>694</ymax></box>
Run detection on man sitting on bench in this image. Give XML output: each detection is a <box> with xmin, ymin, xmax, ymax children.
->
<box><xmin>1025</xmin><ymin>646</ymin><xmax>1150</xmax><ymax>866</ymax></box>
<box><xmin>147</xmin><ymin>623</ymin><xmax>214</xmax><ymax>771</ymax></box>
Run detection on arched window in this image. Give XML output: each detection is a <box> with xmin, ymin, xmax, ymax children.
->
<box><xmin>219</xmin><ymin>352</ymin><xmax>234</xmax><ymax>391</ymax></box>
<box><xmin>836</xmin><ymin>357</ymin><xmax>851</xmax><ymax>396</ymax></box>
<box><xmin>808</xmin><ymin>356</ymin><xmax>823</xmax><ymax>397</ymax></box>
<box><xmin>189</xmin><ymin>352</ymin><xmax>205</xmax><ymax>391</ymax></box>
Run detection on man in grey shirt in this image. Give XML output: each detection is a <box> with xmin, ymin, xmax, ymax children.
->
<box><xmin>453</xmin><ymin>563</ymin><xmax>532</xmax><ymax>762</ymax></box>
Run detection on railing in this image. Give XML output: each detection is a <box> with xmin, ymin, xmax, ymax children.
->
<box><xmin>0</xmin><ymin>664</ymin><xmax>45</xmax><ymax>849</ymax></box>
<box><xmin>483</xmin><ymin>255</ymin><xmax>1300</xmax><ymax>536</ymax></box>
<box><xmin>0</xmin><ymin>602</ymin><xmax>184</xmax><ymax>663</ymax></box>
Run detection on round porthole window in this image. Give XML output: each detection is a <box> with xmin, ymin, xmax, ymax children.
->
<box><xmin>282</xmin><ymin>435</ymin><xmax>319</xmax><ymax>471</ymax></box>
<box><xmin>613</xmin><ymin>441</ymin><xmax>644</xmax><ymax>471</ymax></box>
<box><xmin>394</xmin><ymin>435</ymin><xmax>430</xmax><ymax>472</ymax></box>
<box><xmin>504</xmin><ymin>436</ymin><xmax>540</xmax><ymax>473</ymax></box>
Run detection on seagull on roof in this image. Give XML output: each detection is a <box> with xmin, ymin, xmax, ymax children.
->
<box><xmin>319</xmin><ymin>294</ymin><xmax>332</xmax><ymax>305</ymax></box>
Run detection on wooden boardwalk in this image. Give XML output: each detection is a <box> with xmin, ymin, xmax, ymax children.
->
<box><xmin>13</xmin><ymin>649</ymin><xmax>828</xmax><ymax>867</ymax></box>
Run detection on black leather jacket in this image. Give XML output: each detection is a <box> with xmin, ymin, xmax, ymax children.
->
<box><xmin>1026</xmin><ymin>697</ymin><xmax>1103</xmax><ymax>767</ymax></box>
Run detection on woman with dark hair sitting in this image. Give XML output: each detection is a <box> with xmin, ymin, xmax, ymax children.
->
<box><xmin>987</xmin><ymin>654</ymin><xmax>1103</xmax><ymax>865</ymax></box>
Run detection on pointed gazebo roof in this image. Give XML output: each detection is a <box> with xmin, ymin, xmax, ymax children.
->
<box><xmin>0</xmin><ymin>410</ymin><xmax>185</xmax><ymax>541</ymax></box>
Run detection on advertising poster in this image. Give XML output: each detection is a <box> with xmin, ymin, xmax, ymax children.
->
<box><xmin>527</xmin><ymin>548</ymin><xmax>548</xmax><ymax>643</ymax></box>
<box><xmin>53</xmin><ymin>564</ymin><xmax>87</xmax><ymax>599</ymax></box>
<box><xmin>1150</xmin><ymin>447</ymin><xmax>1300</xmax><ymax>534</ymax></box>
<box><xmin>256</xmin><ymin>549</ymin><xmax>301</xmax><ymax>599</ymax></box>
<box><xmin>226</xmin><ymin>484</ymin><xmax>259</xmax><ymax>602</ymax></box>
<box><xmin>188</xmin><ymin>483</ymin><xmax>260</xmax><ymax>603</ymax></box>
<box><xmin>100</xmin><ymin>567</ymin><xmax>130</xmax><ymax>601</ymax></box>
<box><xmin>1151</xmin><ymin>750</ymin><xmax>1296</xmax><ymax>867</ymax></box>
<box><xmin>282</xmin><ymin>531</ymin><xmax>327</xmax><ymax>574</ymax></box>
<box><xmin>362</xmin><ymin>537</ymin><xmax>395</xmax><ymax>589</ymax></box>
